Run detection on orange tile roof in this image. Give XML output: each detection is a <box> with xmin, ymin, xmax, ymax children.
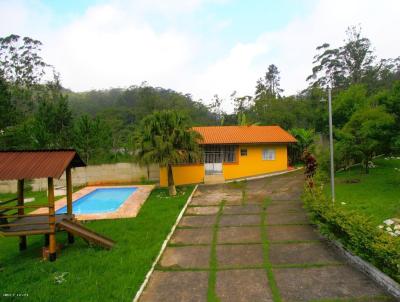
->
<box><xmin>192</xmin><ymin>125</ymin><xmax>297</xmax><ymax>145</ymax></box>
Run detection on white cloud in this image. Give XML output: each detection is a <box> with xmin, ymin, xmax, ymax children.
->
<box><xmin>1</xmin><ymin>0</ymin><xmax>400</xmax><ymax>113</ymax></box>
<box><xmin>195</xmin><ymin>0</ymin><xmax>400</xmax><ymax>111</ymax></box>
<box><xmin>43</xmin><ymin>3</ymin><xmax>196</xmax><ymax>91</ymax></box>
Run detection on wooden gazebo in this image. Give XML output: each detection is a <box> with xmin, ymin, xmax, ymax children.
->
<box><xmin>0</xmin><ymin>150</ymin><xmax>86</xmax><ymax>261</ymax></box>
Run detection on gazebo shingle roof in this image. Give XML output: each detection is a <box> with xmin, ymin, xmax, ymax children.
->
<box><xmin>0</xmin><ymin>149</ymin><xmax>86</xmax><ymax>180</ymax></box>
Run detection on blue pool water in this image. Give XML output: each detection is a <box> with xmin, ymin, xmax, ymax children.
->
<box><xmin>56</xmin><ymin>187</ymin><xmax>137</xmax><ymax>215</ymax></box>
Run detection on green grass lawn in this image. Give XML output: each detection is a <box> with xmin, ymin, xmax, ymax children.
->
<box><xmin>0</xmin><ymin>186</ymin><xmax>193</xmax><ymax>302</ymax></box>
<box><xmin>324</xmin><ymin>157</ymin><xmax>400</xmax><ymax>226</ymax></box>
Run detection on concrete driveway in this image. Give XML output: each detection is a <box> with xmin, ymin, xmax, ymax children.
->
<box><xmin>139</xmin><ymin>171</ymin><xmax>395</xmax><ymax>302</ymax></box>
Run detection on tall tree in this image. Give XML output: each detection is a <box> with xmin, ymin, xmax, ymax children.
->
<box><xmin>255</xmin><ymin>64</ymin><xmax>283</xmax><ymax>98</ymax></box>
<box><xmin>0</xmin><ymin>34</ymin><xmax>50</xmax><ymax>86</ymax></box>
<box><xmin>369</xmin><ymin>80</ymin><xmax>400</xmax><ymax>151</ymax></box>
<box><xmin>0</xmin><ymin>34</ymin><xmax>55</xmax><ymax>123</ymax></box>
<box><xmin>32</xmin><ymin>95</ymin><xmax>73</xmax><ymax>149</ymax></box>
<box><xmin>333</xmin><ymin>84</ymin><xmax>368</xmax><ymax>128</ymax></box>
<box><xmin>0</xmin><ymin>75</ymin><xmax>14</xmax><ymax>130</ymax></box>
<box><xmin>341</xmin><ymin>107</ymin><xmax>394</xmax><ymax>173</ymax></box>
<box><xmin>73</xmin><ymin>115</ymin><xmax>112</xmax><ymax>164</ymax></box>
<box><xmin>307</xmin><ymin>26</ymin><xmax>376</xmax><ymax>89</ymax></box>
<box><xmin>133</xmin><ymin>111</ymin><xmax>202</xmax><ymax>196</ymax></box>
<box><xmin>231</xmin><ymin>91</ymin><xmax>252</xmax><ymax>125</ymax></box>
<box><xmin>207</xmin><ymin>94</ymin><xmax>225</xmax><ymax>125</ymax></box>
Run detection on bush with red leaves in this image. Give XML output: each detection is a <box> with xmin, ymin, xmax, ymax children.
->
<box><xmin>302</xmin><ymin>150</ymin><xmax>317</xmax><ymax>179</ymax></box>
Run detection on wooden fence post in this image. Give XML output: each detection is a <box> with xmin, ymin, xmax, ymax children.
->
<box><xmin>48</xmin><ymin>177</ymin><xmax>57</xmax><ymax>261</ymax></box>
<box><xmin>66</xmin><ymin>167</ymin><xmax>74</xmax><ymax>244</ymax></box>
<box><xmin>17</xmin><ymin>179</ymin><xmax>27</xmax><ymax>251</ymax></box>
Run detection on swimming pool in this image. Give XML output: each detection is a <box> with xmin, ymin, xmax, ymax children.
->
<box><xmin>56</xmin><ymin>187</ymin><xmax>137</xmax><ymax>215</ymax></box>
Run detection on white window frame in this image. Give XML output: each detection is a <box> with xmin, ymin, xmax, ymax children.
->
<box><xmin>262</xmin><ymin>148</ymin><xmax>276</xmax><ymax>161</ymax></box>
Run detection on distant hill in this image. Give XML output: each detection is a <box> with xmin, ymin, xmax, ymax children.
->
<box><xmin>67</xmin><ymin>85</ymin><xmax>218</xmax><ymax>126</ymax></box>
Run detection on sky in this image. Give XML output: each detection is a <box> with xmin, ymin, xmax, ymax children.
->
<box><xmin>1</xmin><ymin>0</ymin><xmax>400</xmax><ymax>111</ymax></box>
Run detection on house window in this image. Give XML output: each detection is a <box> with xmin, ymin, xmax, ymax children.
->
<box><xmin>240</xmin><ymin>148</ymin><xmax>247</xmax><ymax>156</ymax></box>
<box><xmin>263</xmin><ymin>148</ymin><xmax>275</xmax><ymax>160</ymax></box>
<box><xmin>203</xmin><ymin>145</ymin><xmax>237</xmax><ymax>163</ymax></box>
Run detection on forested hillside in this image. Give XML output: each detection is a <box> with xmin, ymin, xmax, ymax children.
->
<box><xmin>67</xmin><ymin>86</ymin><xmax>215</xmax><ymax>125</ymax></box>
<box><xmin>1</xmin><ymin>26</ymin><xmax>399</xmax><ymax>168</ymax></box>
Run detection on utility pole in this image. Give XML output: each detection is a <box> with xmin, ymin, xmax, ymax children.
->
<box><xmin>328</xmin><ymin>87</ymin><xmax>335</xmax><ymax>204</ymax></box>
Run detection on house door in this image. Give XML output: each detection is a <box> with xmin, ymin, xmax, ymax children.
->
<box><xmin>204</xmin><ymin>152</ymin><xmax>223</xmax><ymax>175</ymax></box>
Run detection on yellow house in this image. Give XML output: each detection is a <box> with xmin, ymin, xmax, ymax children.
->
<box><xmin>160</xmin><ymin>125</ymin><xmax>297</xmax><ymax>186</ymax></box>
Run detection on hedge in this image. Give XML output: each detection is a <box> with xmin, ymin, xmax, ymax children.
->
<box><xmin>303</xmin><ymin>182</ymin><xmax>400</xmax><ymax>282</ymax></box>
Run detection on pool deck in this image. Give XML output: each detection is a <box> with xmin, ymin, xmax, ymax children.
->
<box><xmin>32</xmin><ymin>185</ymin><xmax>154</xmax><ymax>221</ymax></box>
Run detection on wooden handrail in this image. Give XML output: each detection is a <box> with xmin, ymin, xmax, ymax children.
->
<box><xmin>1</xmin><ymin>211</ymin><xmax>18</xmax><ymax>217</ymax></box>
<box><xmin>0</xmin><ymin>229</ymin><xmax>52</xmax><ymax>236</ymax></box>
<box><xmin>0</xmin><ymin>197</ymin><xmax>18</xmax><ymax>206</ymax></box>
<box><xmin>0</xmin><ymin>204</ymin><xmax>50</xmax><ymax>210</ymax></box>
<box><xmin>0</xmin><ymin>213</ymin><xmax>50</xmax><ymax>219</ymax></box>
<box><xmin>0</xmin><ymin>221</ymin><xmax>50</xmax><ymax>227</ymax></box>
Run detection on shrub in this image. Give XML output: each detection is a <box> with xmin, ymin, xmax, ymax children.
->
<box><xmin>303</xmin><ymin>182</ymin><xmax>400</xmax><ymax>282</ymax></box>
<box><xmin>302</xmin><ymin>150</ymin><xmax>317</xmax><ymax>179</ymax></box>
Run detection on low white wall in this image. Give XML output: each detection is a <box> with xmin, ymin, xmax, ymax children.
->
<box><xmin>0</xmin><ymin>181</ymin><xmax>17</xmax><ymax>194</ymax></box>
<box><xmin>0</xmin><ymin>163</ymin><xmax>160</xmax><ymax>193</ymax></box>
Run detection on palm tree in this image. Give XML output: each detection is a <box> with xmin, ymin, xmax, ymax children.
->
<box><xmin>289</xmin><ymin>128</ymin><xmax>316</xmax><ymax>164</ymax></box>
<box><xmin>133</xmin><ymin>110</ymin><xmax>202</xmax><ymax>196</ymax></box>
<box><xmin>290</xmin><ymin>128</ymin><xmax>315</xmax><ymax>152</ymax></box>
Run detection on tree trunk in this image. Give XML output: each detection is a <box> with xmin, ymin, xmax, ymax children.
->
<box><xmin>167</xmin><ymin>164</ymin><xmax>176</xmax><ymax>196</ymax></box>
<box><xmin>365</xmin><ymin>157</ymin><xmax>369</xmax><ymax>174</ymax></box>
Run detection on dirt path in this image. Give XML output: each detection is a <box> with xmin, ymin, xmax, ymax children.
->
<box><xmin>138</xmin><ymin>171</ymin><xmax>395</xmax><ymax>302</ymax></box>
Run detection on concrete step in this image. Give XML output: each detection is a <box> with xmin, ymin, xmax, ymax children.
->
<box><xmin>204</xmin><ymin>174</ymin><xmax>225</xmax><ymax>184</ymax></box>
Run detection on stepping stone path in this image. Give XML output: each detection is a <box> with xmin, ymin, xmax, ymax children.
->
<box><xmin>139</xmin><ymin>171</ymin><xmax>396</xmax><ymax>302</ymax></box>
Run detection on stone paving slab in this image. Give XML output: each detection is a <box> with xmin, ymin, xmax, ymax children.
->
<box><xmin>139</xmin><ymin>271</ymin><xmax>208</xmax><ymax>302</ymax></box>
<box><xmin>198</xmin><ymin>183</ymin><xmax>242</xmax><ymax>194</ymax></box>
<box><xmin>185</xmin><ymin>206</ymin><xmax>219</xmax><ymax>215</ymax></box>
<box><xmin>179</xmin><ymin>215</ymin><xmax>217</xmax><ymax>227</ymax></box>
<box><xmin>267</xmin><ymin>225</ymin><xmax>321</xmax><ymax>242</ymax></box>
<box><xmin>266</xmin><ymin>212</ymin><xmax>309</xmax><ymax>225</ymax></box>
<box><xmin>270</xmin><ymin>193</ymin><xmax>302</xmax><ymax>201</ymax></box>
<box><xmin>269</xmin><ymin>242</ymin><xmax>344</xmax><ymax>265</ymax></box>
<box><xmin>268</xmin><ymin>199</ymin><xmax>302</xmax><ymax>205</ymax></box>
<box><xmin>224</xmin><ymin>192</ymin><xmax>243</xmax><ymax>202</ymax></box>
<box><xmin>217</xmin><ymin>244</ymin><xmax>264</xmax><ymax>268</ymax></box>
<box><xmin>223</xmin><ymin>198</ymin><xmax>244</xmax><ymax>205</ymax></box>
<box><xmin>219</xmin><ymin>214</ymin><xmax>261</xmax><ymax>226</ymax></box>
<box><xmin>190</xmin><ymin>193</ymin><xmax>225</xmax><ymax>206</ymax></box>
<box><xmin>170</xmin><ymin>228</ymin><xmax>213</xmax><ymax>245</ymax></box>
<box><xmin>217</xmin><ymin>226</ymin><xmax>262</xmax><ymax>244</ymax></box>
<box><xmin>160</xmin><ymin>246</ymin><xmax>211</xmax><ymax>269</ymax></box>
<box><xmin>245</xmin><ymin>193</ymin><xmax>266</xmax><ymax>204</ymax></box>
<box><xmin>216</xmin><ymin>269</ymin><xmax>273</xmax><ymax>302</ymax></box>
<box><xmin>266</xmin><ymin>201</ymin><xmax>304</xmax><ymax>213</ymax></box>
<box><xmin>191</xmin><ymin>189</ymin><xmax>242</xmax><ymax>206</ymax></box>
<box><xmin>273</xmin><ymin>266</ymin><xmax>393</xmax><ymax>302</ymax></box>
<box><xmin>223</xmin><ymin>204</ymin><xmax>262</xmax><ymax>215</ymax></box>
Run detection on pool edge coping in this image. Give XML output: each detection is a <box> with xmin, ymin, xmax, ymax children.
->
<box><xmin>31</xmin><ymin>185</ymin><xmax>155</xmax><ymax>221</ymax></box>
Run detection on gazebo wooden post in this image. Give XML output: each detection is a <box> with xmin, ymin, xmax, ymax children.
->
<box><xmin>17</xmin><ymin>179</ymin><xmax>27</xmax><ymax>251</ymax></box>
<box><xmin>48</xmin><ymin>177</ymin><xmax>57</xmax><ymax>261</ymax></box>
<box><xmin>66</xmin><ymin>167</ymin><xmax>74</xmax><ymax>244</ymax></box>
